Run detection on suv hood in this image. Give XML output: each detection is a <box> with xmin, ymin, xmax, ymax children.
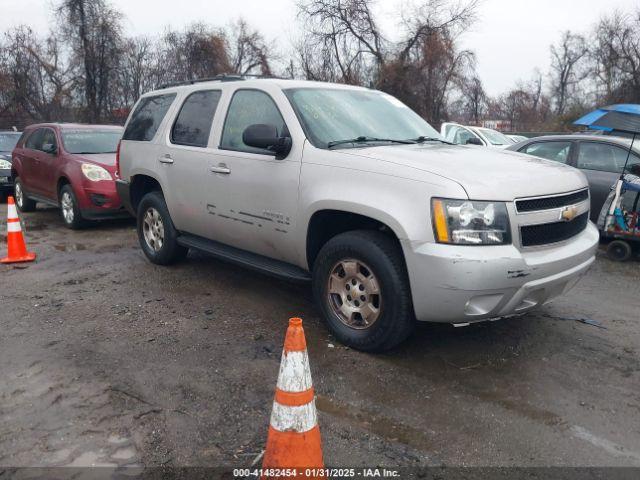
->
<box><xmin>343</xmin><ymin>144</ymin><xmax>587</xmax><ymax>201</ymax></box>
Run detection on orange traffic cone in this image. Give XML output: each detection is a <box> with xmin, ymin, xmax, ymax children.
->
<box><xmin>1</xmin><ymin>196</ymin><xmax>36</xmax><ymax>264</ymax></box>
<box><xmin>262</xmin><ymin>318</ymin><xmax>323</xmax><ymax>475</ymax></box>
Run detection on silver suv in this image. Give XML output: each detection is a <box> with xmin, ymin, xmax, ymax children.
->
<box><xmin>116</xmin><ymin>76</ymin><xmax>599</xmax><ymax>351</ymax></box>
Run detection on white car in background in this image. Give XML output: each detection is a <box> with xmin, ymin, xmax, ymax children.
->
<box><xmin>441</xmin><ymin>123</ymin><xmax>516</xmax><ymax>148</ymax></box>
<box><xmin>508</xmin><ymin>134</ymin><xmax>528</xmax><ymax>143</ymax></box>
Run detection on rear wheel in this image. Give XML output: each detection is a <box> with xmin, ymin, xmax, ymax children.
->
<box><xmin>607</xmin><ymin>240</ymin><xmax>632</xmax><ymax>262</ymax></box>
<box><xmin>14</xmin><ymin>177</ymin><xmax>36</xmax><ymax>212</ymax></box>
<box><xmin>59</xmin><ymin>184</ymin><xmax>87</xmax><ymax>229</ymax></box>
<box><xmin>137</xmin><ymin>191</ymin><xmax>187</xmax><ymax>265</ymax></box>
<box><xmin>312</xmin><ymin>230</ymin><xmax>415</xmax><ymax>352</ymax></box>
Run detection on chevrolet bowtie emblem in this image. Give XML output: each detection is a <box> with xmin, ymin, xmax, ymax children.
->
<box><xmin>560</xmin><ymin>205</ymin><xmax>578</xmax><ymax>222</ymax></box>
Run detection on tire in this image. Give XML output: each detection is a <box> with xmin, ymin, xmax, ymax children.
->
<box><xmin>312</xmin><ymin>230</ymin><xmax>415</xmax><ymax>352</ymax></box>
<box><xmin>14</xmin><ymin>177</ymin><xmax>36</xmax><ymax>212</ymax></box>
<box><xmin>607</xmin><ymin>240</ymin><xmax>632</xmax><ymax>262</ymax></box>
<box><xmin>137</xmin><ymin>191</ymin><xmax>188</xmax><ymax>265</ymax></box>
<box><xmin>59</xmin><ymin>184</ymin><xmax>87</xmax><ymax>229</ymax></box>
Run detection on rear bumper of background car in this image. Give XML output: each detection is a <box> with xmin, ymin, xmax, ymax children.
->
<box><xmin>402</xmin><ymin>222</ymin><xmax>599</xmax><ymax>323</ymax></box>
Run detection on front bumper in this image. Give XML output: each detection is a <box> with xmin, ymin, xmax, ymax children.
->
<box><xmin>75</xmin><ymin>178</ymin><xmax>131</xmax><ymax>220</ymax></box>
<box><xmin>0</xmin><ymin>169</ymin><xmax>13</xmax><ymax>191</ymax></box>
<box><xmin>403</xmin><ymin>222</ymin><xmax>599</xmax><ymax>323</ymax></box>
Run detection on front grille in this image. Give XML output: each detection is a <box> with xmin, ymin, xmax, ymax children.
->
<box><xmin>520</xmin><ymin>212</ymin><xmax>589</xmax><ymax>247</ymax></box>
<box><xmin>516</xmin><ymin>189</ymin><xmax>589</xmax><ymax>213</ymax></box>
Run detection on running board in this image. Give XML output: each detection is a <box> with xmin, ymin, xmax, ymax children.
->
<box><xmin>177</xmin><ymin>234</ymin><xmax>311</xmax><ymax>283</ymax></box>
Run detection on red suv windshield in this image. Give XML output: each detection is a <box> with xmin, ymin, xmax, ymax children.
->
<box><xmin>61</xmin><ymin>129</ymin><xmax>123</xmax><ymax>154</ymax></box>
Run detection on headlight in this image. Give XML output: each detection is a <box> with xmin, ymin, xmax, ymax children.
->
<box><xmin>432</xmin><ymin>198</ymin><xmax>511</xmax><ymax>245</ymax></box>
<box><xmin>0</xmin><ymin>159</ymin><xmax>11</xmax><ymax>169</ymax></box>
<box><xmin>81</xmin><ymin>163</ymin><xmax>112</xmax><ymax>182</ymax></box>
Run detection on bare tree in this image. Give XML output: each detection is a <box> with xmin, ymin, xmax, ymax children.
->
<box><xmin>296</xmin><ymin>0</ymin><xmax>479</xmax><ymax>124</ymax></box>
<box><xmin>57</xmin><ymin>0</ymin><xmax>124</xmax><ymax>122</ymax></box>
<box><xmin>0</xmin><ymin>27</ymin><xmax>73</xmax><ymax>124</ymax></box>
<box><xmin>460</xmin><ymin>75</ymin><xmax>486</xmax><ymax>124</ymax></box>
<box><xmin>296</xmin><ymin>0</ymin><xmax>385</xmax><ymax>84</ymax></box>
<box><xmin>549</xmin><ymin>31</ymin><xmax>588</xmax><ymax>116</ymax></box>
<box><xmin>227</xmin><ymin>19</ymin><xmax>274</xmax><ymax>76</ymax></box>
<box><xmin>155</xmin><ymin>23</ymin><xmax>232</xmax><ymax>86</ymax></box>
<box><xmin>591</xmin><ymin>9</ymin><xmax>640</xmax><ymax>104</ymax></box>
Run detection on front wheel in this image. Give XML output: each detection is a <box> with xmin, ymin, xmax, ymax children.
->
<box><xmin>137</xmin><ymin>191</ymin><xmax>188</xmax><ymax>265</ymax></box>
<box><xmin>312</xmin><ymin>230</ymin><xmax>415</xmax><ymax>352</ymax></box>
<box><xmin>14</xmin><ymin>177</ymin><xmax>37</xmax><ymax>212</ymax></box>
<box><xmin>59</xmin><ymin>184</ymin><xmax>87</xmax><ymax>229</ymax></box>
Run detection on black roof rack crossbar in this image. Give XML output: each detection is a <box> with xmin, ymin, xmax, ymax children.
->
<box><xmin>159</xmin><ymin>73</ymin><xmax>290</xmax><ymax>89</ymax></box>
<box><xmin>159</xmin><ymin>74</ymin><xmax>244</xmax><ymax>89</ymax></box>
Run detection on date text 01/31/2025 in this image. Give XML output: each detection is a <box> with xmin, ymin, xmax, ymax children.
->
<box><xmin>233</xmin><ymin>468</ymin><xmax>400</xmax><ymax>478</ymax></box>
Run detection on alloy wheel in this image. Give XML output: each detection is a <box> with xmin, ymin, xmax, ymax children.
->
<box><xmin>15</xmin><ymin>182</ymin><xmax>23</xmax><ymax>208</ymax></box>
<box><xmin>327</xmin><ymin>258</ymin><xmax>382</xmax><ymax>329</ymax></box>
<box><xmin>61</xmin><ymin>191</ymin><xmax>75</xmax><ymax>224</ymax></box>
<box><xmin>143</xmin><ymin>207</ymin><xmax>165</xmax><ymax>252</ymax></box>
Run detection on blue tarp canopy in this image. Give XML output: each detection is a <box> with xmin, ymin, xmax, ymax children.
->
<box><xmin>574</xmin><ymin>104</ymin><xmax>640</xmax><ymax>135</ymax></box>
<box><xmin>623</xmin><ymin>181</ymin><xmax>640</xmax><ymax>193</ymax></box>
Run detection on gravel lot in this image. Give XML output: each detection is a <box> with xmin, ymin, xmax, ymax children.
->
<box><xmin>1</xmin><ymin>203</ymin><xmax>639</xmax><ymax>470</ymax></box>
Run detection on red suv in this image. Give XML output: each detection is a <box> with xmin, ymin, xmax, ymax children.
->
<box><xmin>11</xmin><ymin>123</ymin><xmax>128</xmax><ymax>228</ymax></box>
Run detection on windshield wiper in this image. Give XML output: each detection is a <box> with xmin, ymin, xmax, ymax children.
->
<box><xmin>410</xmin><ymin>136</ymin><xmax>454</xmax><ymax>145</ymax></box>
<box><xmin>327</xmin><ymin>136</ymin><xmax>415</xmax><ymax>149</ymax></box>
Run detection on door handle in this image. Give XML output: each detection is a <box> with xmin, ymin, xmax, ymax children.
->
<box><xmin>210</xmin><ymin>163</ymin><xmax>230</xmax><ymax>174</ymax></box>
<box><xmin>158</xmin><ymin>153</ymin><xmax>174</xmax><ymax>164</ymax></box>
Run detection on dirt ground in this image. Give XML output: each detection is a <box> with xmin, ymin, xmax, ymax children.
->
<box><xmin>1</xmin><ymin>202</ymin><xmax>639</xmax><ymax>472</ymax></box>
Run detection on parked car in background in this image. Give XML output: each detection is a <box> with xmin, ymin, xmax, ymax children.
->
<box><xmin>508</xmin><ymin>134</ymin><xmax>528</xmax><ymax>143</ymax></box>
<box><xmin>11</xmin><ymin>123</ymin><xmax>128</xmax><ymax>228</ymax></box>
<box><xmin>0</xmin><ymin>130</ymin><xmax>21</xmax><ymax>199</ymax></box>
<box><xmin>441</xmin><ymin>122</ymin><xmax>516</xmax><ymax>148</ymax></box>
<box><xmin>117</xmin><ymin>77</ymin><xmax>597</xmax><ymax>352</ymax></box>
<box><xmin>507</xmin><ymin>134</ymin><xmax>640</xmax><ymax>221</ymax></box>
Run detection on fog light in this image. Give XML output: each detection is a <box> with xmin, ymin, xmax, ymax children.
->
<box><xmin>90</xmin><ymin>193</ymin><xmax>108</xmax><ymax>206</ymax></box>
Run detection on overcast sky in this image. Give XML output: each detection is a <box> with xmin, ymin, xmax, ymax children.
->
<box><xmin>1</xmin><ymin>0</ymin><xmax>638</xmax><ymax>96</ymax></box>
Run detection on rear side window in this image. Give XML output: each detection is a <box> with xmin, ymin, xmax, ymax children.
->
<box><xmin>577</xmin><ymin>142</ymin><xmax>640</xmax><ymax>173</ymax></box>
<box><xmin>25</xmin><ymin>129</ymin><xmax>45</xmax><ymax>150</ymax></box>
<box><xmin>171</xmin><ymin>90</ymin><xmax>222</xmax><ymax>147</ymax></box>
<box><xmin>123</xmin><ymin>94</ymin><xmax>176</xmax><ymax>142</ymax></box>
<box><xmin>220</xmin><ymin>90</ymin><xmax>287</xmax><ymax>154</ymax></box>
<box><xmin>522</xmin><ymin>141</ymin><xmax>571</xmax><ymax>164</ymax></box>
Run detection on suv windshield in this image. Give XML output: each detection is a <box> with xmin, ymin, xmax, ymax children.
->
<box><xmin>62</xmin><ymin>129</ymin><xmax>123</xmax><ymax>154</ymax></box>
<box><xmin>285</xmin><ymin>88</ymin><xmax>442</xmax><ymax>149</ymax></box>
<box><xmin>477</xmin><ymin>128</ymin><xmax>514</xmax><ymax>146</ymax></box>
<box><xmin>0</xmin><ymin>133</ymin><xmax>21</xmax><ymax>152</ymax></box>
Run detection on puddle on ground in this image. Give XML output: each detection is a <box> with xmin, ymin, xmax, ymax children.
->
<box><xmin>111</xmin><ymin>446</ymin><xmax>136</xmax><ymax>460</ymax></box>
<box><xmin>25</xmin><ymin>223</ymin><xmax>49</xmax><ymax>232</ymax></box>
<box><xmin>315</xmin><ymin>394</ymin><xmax>433</xmax><ymax>452</ymax></box>
<box><xmin>65</xmin><ymin>450</ymin><xmax>117</xmax><ymax>467</ymax></box>
<box><xmin>461</xmin><ymin>384</ymin><xmax>564</xmax><ymax>427</ymax></box>
<box><xmin>54</xmin><ymin>243</ymin><xmax>87</xmax><ymax>252</ymax></box>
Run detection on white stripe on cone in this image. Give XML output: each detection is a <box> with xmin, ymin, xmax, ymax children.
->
<box><xmin>276</xmin><ymin>350</ymin><xmax>312</xmax><ymax>393</ymax></box>
<box><xmin>7</xmin><ymin>222</ymin><xmax>22</xmax><ymax>233</ymax></box>
<box><xmin>8</xmin><ymin>203</ymin><xmax>17</xmax><ymax>219</ymax></box>
<box><xmin>270</xmin><ymin>400</ymin><xmax>318</xmax><ymax>433</ymax></box>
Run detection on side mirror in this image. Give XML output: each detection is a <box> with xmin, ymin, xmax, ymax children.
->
<box><xmin>242</xmin><ymin>124</ymin><xmax>292</xmax><ymax>160</ymax></box>
<box><xmin>465</xmin><ymin>137</ymin><xmax>483</xmax><ymax>146</ymax></box>
<box><xmin>42</xmin><ymin>143</ymin><xmax>57</xmax><ymax>155</ymax></box>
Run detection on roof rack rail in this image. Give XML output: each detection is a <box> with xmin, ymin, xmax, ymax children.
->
<box><xmin>159</xmin><ymin>73</ymin><xmax>290</xmax><ymax>89</ymax></box>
